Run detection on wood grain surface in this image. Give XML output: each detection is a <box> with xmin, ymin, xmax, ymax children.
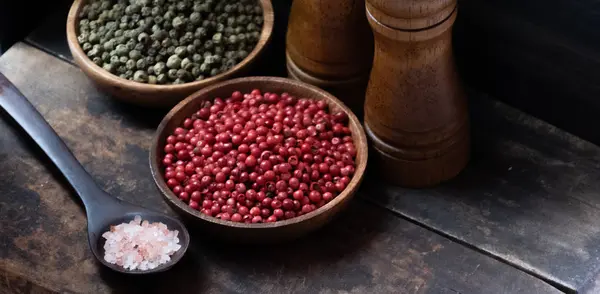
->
<box><xmin>366</xmin><ymin>92</ymin><xmax>600</xmax><ymax>293</ymax></box>
<box><xmin>0</xmin><ymin>42</ymin><xmax>562</xmax><ymax>294</ymax></box>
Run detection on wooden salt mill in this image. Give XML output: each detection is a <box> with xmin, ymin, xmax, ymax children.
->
<box><xmin>286</xmin><ymin>0</ymin><xmax>374</xmax><ymax>118</ymax></box>
<box><xmin>364</xmin><ymin>0</ymin><xmax>469</xmax><ymax>187</ymax></box>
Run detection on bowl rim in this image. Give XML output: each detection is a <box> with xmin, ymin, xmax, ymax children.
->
<box><xmin>66</xmin><ymin>0</ymin><xmax>275</xmax><ymax>91</ymax></box>
<box><xmin>149</xmin><ymin>76</ymin><xmax>368</xmax><ymax>229</ymax></box>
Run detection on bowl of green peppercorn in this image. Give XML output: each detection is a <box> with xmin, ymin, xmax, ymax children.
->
<box><xmin>67</xmin><ymin>0</ymin><xmax>274</xmax><ymax>107</ymax></box>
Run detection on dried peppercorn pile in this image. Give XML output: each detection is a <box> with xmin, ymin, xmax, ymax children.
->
<box><xmin>76</xmin><ymin>0</ymin><xmax>263</xmax><ymax>84</ymax></box>
<box><xmin>161</xmin><ymin>90</ymin><xmax>357</xmax><ymax>223</ymax></box>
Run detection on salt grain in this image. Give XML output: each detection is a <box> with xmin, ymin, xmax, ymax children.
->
<box><xmin>102</xmin><ymin>215</ymin><xmax>181</xmax><ymax>271</ymax></box>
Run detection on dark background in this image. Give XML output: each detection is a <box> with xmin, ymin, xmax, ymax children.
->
<box><xmin>1</xmin><ymin>0</ymin><xmax>599</xmax><ymax>146</ymax></box>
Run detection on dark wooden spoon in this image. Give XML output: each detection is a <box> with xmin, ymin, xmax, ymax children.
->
<box><xmin>0</xmin><ymin>73</ymin><xmax>189</xmax><ymax>274</ymax></box>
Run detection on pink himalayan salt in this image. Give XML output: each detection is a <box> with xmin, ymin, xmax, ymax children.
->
<box><xmin>102</xmin><ymin>215</ymin><xmax>181</xmax><ymax>271</ymax></box>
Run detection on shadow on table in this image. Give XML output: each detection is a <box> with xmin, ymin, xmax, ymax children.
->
<box><xmin>98</xmin><ymin>198</ymin><xmax>387</xmax><ymax>293</ymax></box>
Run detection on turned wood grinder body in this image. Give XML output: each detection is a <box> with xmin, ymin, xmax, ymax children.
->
<box><xmin>286</xmin><ymin>0</ymin><xmax>374</xmax><ymax>118</ymax></box>
<box><xmin>364</xmin><ymin>0</ymin><xmax>469</xmax><ymax>187</ymax></box>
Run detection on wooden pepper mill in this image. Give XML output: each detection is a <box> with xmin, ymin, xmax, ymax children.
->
<box><xmin>364</xmin><ymin>0</ymin><xmax>469</xmax><ymax>187</ymax></box>
<box><xmin>286</xmin><ymin>0</ymin><xmax>374</xmax><ymax>118</ymax></box>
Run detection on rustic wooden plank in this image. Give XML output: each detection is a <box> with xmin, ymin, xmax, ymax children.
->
<box><xmin>453</xmin><ymin>0</ymin><xmax>600</xmax><ymax>146</ymax></box>
<box><xmin>0</xmin><ymin>43</ymin><xmax>560</xmax><ymax>294</ymax></box>
<box><xmin>366</xmin><ymin>90</ymin><xmax>600</xmax><ymax>292</ymax></box>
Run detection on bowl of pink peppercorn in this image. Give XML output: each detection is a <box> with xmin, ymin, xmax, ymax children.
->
<box><xmin>150</xmin><ymin>76</ymin><xmax>368</xmax><ymax>242</ymax></box>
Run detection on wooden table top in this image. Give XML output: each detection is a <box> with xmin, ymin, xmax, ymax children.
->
<box><xmin>1</xmin><ymin>4</ymin><xmax>600</xmax><ymax>292</ymax></box>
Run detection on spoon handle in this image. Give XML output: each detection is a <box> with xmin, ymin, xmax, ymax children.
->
<box><xmin>0</xmin><ymin>73</ymin><xmax>114</xmax><ymax>208</ymax></box>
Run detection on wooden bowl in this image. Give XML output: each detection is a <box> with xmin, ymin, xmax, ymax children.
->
<box><xmin>66</xmin><ymin>0</ymin><xmax>274</xmax><ymax>108</ymax></box>
<box><xmin>150</xmin><ymin>77</ymin><xmax>368</xmax><ymax>242</ymax></box>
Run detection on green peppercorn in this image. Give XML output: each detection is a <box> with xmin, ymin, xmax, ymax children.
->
<box><xmin>146</xmin><ymin>48</ymin><xmax>156</xmax><ymax>57</ymax></box>
<box><xmin>180</xmin><ymin>57</ymin><xmax>192</xmax><ymax>69</ymax></box>
<box><xmin>164</xmin><ymin>11</ymin><xmax>175</xmax><ymax>21</ymax></box>
<box><xmin>158</xmin><ymin>47</ymin><xmax>168</xmax><ymax>57</ymax></box>
<box><xmin>82</xmin><ymin>42</ymin><xmax>93</xmax><ymax>52</ymax></box>
<box><xmin>186</xmin><ymin>22</ymin><xmax>196</xmax><ymax>32</ymax></box>
<box><xmin>147</xmin><ymin>65</ymin><xmax>155</xmax><ymax>75</ymax></box>
<box><xmin>119</xmin><ymin>56</ymin><xmax>129</xmax><ymax>64</ymax></box>
<box><xmin>157</xmin><ymin>73</ymin><xmax>168</xmax><ymax>84</ymax></box>
<box><xmin>78</xmin><ymin>32</ymin><xmax>89</xmax><ymax>44</ymax></box>
<box><xmin>110</xmin><ymin>55</ymin><xmax>120</xmax><ymax>65</ymax></box>
<box><xmin>204</xmin><ymin>55</ymin><xmax>216</xmax><ymax>65</ymax></box>
<box><xmin>154</xmin><ymin>62</ymin><xmax>167</xmax><ymax>74</ymax></box>
<box><xmin>177</xmin><ymin>1</ymin><xmax>188</xmax><ymax>11</ymax></box>
<box><xmin>210</xmin><ymin>68</ymin><xmax>219</xmax><ymax>77</ymax></box>
<box><xmin>167</xmin><ymin>55</ymin><xmax>182</xmax><ymax>69</ymax></box>
<box><xmin>193</xmin><ymin>39</ymin><xmax>202</xmax><ymax>48</ymax></box>
<box><xmin>141</xmin><ymin>6</ymin><xmax>152</xmax><ymax>17</ymax></box>
<box><xmin>176</xmin><ymin>69</ymin><xmax>190</xmax><ymax>80</ymax></box>
<box><xmin>212</xmin><ymin>33</ymin><xmax>223</xmax><ymax>44</ymax></box>
<box><xmin>189</xmin><ymin>12</ymin><xmax>202</xmax><ymax>25</ymax></box>
<box><xmin>125</xmin><ymin>40</ymin><xmax>135</xmax><ymax>51</ymax></box>
<box><xmin>196</xmin><ymin>75</ymin><xmax>205</xmax><ymax>81</ymax></box>
<box><xmin>173</xmin><ymin>78</ymin><xmax>185</xmax><ymax>84</ymax></box>
<box><xmin>102</xmin><ymin>51</ymin><xmax>110</xmax><ymax>61</ymax></box>
<box><xmin>166</xmin><ymin>46</ymin><xmax>176</xmax><ymax>55</ymax></box>
<box><xmin>126</xmin><ymin>59</ymin><xmax>136</xmax><ymax>70</ymax></box>
<box><xmin>133</xmin><ymin>70</ymin><xmax>148</xmax><ymax>82</ymax></box>
<box><xmin>151</xmin><ymin>6</ymin><xmax>162</xmax><ymax>16</ymax></box>
<box><xmin>216</xmin><ymin>23</ymin><xmax>225</xmax><ymax>32</ymax></box>
<box><xmin>103</xmin><ymin>63</ymin><xmax>115</xmax><ymax>73</ymax></box>
<box><xmin>168</xmin><ymin>29</ymin><xmax>178</xmax><ymax>39</ymax></box>
<box><xmin>136</xmin><ymin>59</ymin><xmax>147</xmax><ymax>70</ymax></box>
<box><xmin>247</xmin><ymin>23</ymin><xmax>257</xmax><ymax>32</ymax></box>
<box><xmin>127</xmin><ymin>49</ymin><xmax>141</xmax><ymax>60</ymax></box>
<box><xmin>199</xmin><ymin>63</ymin><xmax>210</xmax><ymax>73</ymax></box>
<box><xmin>145</xmin><ymin>56</ymin><xmax>154</xmax><ymax>65</ymax></box>
<box><xmin>224</xmin><ymin>59</ymin><xmax>237</xmax><ymax>70</ymax></box>
<box><xmin>167</xmin><ymin>69</ymin><xmax>178</xmax><ymax>80</ymax></box>
<box><xmin>172</xmin><ymin>16</ymin><xmax>185</xmax><ymax>29</ymax></box>
<box><xmin>87</xmin><ymin>47</ymin><xmax>100</xmax><ymax>58</ymax></box>
<box><xmin>237</xmin><ymin>33</ymin><xmax>246</xmax><ymax>43</ymax></box>
<box><xmin>125</xmin><ymin>4</ymin><xmax>141</xmax><ymax>15</ymax></box>
<box><xmin>194</xmin><ymin>27</ymin><xmax>207</xmax><ymax>39</ymax></box>
<box><xmin>191</xmin><ymin>66</ymin><xmax>201</xmax><ymax>77</ymax></box>
<box><xmin>254</xmin><ymin>16</ymin><xmax>263</xmax><ymax>25</ymax></box>
<box><xmin>137</xmin><ymin>32</ymin><xmax>149</xmax><ymax>44</ymax></box>
<box><xmin>173</xmin><ymin>46</ymin><xmax>187</xmax><ymax>57</ymax></box>
<box><xmin>203</xmin><ymin>51</ymin><xmax>212</xmax><ymax>58</ymax></box>
<box><xmin>227</xmin><ymin>35</ymin><xmax>237</xmax><ymax>45</ymax></box>
<box><xmin>204</xmin><ymin>40</ymin><xmax>214</xmax><ymax>50</ymax></box>
<box><xmin>148</xmin><ymin>75</ymin><xmax>158</xmax><ymax>84</ymax></box>
<box><xmin>153</xmin><ymin>0</ymin><xmax>165</xmax><ymax>6</ymax></box>
<box><xmin>134</xmin><ymin>43</ymin><xmax>144</xmax><ymax>51</ymax></box>
<box><xmin>237</xmin><ymin>50</ymin><xmax>248</xmax><ymax>60</ymax></box>
<box><xmin>192</xmin><ymin>53</ymin><xmax>203</xmax><ymax>63</ymax></box>
<box><xmin>180</xmin><ymin>32</ymin><xmax>193</xmax><ymax>45</ymax></box>
<box><xmin>92</xmin><ymin>57</ymin><xmax>102</xmax><ymax>66</ymax></box>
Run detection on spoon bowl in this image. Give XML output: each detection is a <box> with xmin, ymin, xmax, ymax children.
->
<box><xmin>87</xmin><ymin>198</ymin><xmax>191</xmax><ymax>274</ymax></box>
<box><xmin>0</xmin><ymin>73</ymin><xmax>190</xmax><ymax>274</ymax></box>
